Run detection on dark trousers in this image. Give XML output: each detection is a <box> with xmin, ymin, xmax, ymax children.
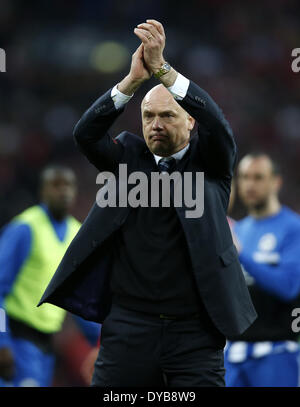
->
<box><xmin>91</xmin><ymin>303</ymin><xmax>226</xmax><ymax>387</ymax></box>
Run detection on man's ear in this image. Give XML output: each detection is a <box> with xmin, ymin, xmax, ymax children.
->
<box><xmin>187</xmin><ymin>115</ymin><xmax>195</xmax><ymax>131</ymax></box>
<box><xmin>273</xmin><ymin>175</ymin><xmax>283</xmax><ymax>193</ymax></box>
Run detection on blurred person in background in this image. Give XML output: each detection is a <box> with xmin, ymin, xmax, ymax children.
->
<box><xmin>225</xmin><ymin>153</ymin><xmax>300</xmax><ymax>387</ymax></box>
<box><xmin>0</xmin><ymin>165</ymin><xmax>100</xmax><ymax>387</ymax></box>
<box><xmin>80</xmin><ymin>339</ymin><xmax>100</xmax><ymax>385</ymax></box>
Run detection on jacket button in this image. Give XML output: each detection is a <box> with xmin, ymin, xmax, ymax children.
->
<box><xmin>95</xmin><ymin>105</ymin><xmax>107</xmax><ymax>114</ymax></box>
<box><xmin>72</xmin><ymin>259</ymin><xmax>78</xmax><ymax>267</ymax></box>
<box><xmin>195</xmin><ymin>96</ymin><xmax>206</xmax><ymax>106</ymax></box>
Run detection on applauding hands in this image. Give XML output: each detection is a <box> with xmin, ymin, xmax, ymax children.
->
<box><xmin>134</xmin><ymin>19</ymin><xmax>166</xmax><ymax>74</ymax></box>
<box><xmin>118</xmin><ymin>19</ymin><xmax>177</xmax><ymax>95</ymax></box>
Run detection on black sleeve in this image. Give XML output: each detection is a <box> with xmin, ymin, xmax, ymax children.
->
<box><xmin>177</xmin><ymin>81</ymin><xmax>237</xmax><ymax>178</ymax></box>
<box><xmin>73</xmin><ymin>88</ymin><xmax>125</xmax><ymax>173</ymax></box>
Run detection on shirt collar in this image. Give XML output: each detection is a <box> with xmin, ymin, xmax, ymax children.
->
<box><xmin>153</xmin><ymin>143</ymin><xmax>190</xmax><ymax>165</ymax></box>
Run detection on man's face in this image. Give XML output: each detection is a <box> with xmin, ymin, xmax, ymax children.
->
<box><xmin>141</xmin><ymin>85</ymin><xmax>195</xmax><ymax>157</ymax></box>
<box><xmin>237</xmin><ymin>156</ymin><xmax>281</xmax><ymax>211</ymax></box>
<box><xmin>41</xmin><ymin>170</ymin><xmax>77</xmax><ymax>218</ymax></box>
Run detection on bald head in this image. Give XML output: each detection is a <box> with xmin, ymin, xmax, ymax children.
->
<box><xmin>142</xmin><ymin>84</ymin><xmax>177</xmax><ymax>108</ymax></box>
<box><xmin>238</xmin><ymin>154</ymin><xmax>280</xmax><ymax>176</ymax></box>
<box><xmin>141</xmin><ymin>84</ymin><xmax>195</xmax><ymax>157</ymax></box>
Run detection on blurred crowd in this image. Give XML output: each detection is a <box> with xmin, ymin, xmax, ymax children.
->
<box><xmin>1</xmin><ymin>0</ymin><xmax>300</xmax><ymax>224</ymax></box>
<box><xmin>0</xmin><ymin>0</ymin><xmax>300</xmax><ymax>385</ymax></box>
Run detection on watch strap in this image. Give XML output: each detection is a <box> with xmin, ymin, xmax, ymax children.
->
<box><xmin>154</xmin><ymin>62</ymin><xmax>171</xmax><ymax>79</ymax></box>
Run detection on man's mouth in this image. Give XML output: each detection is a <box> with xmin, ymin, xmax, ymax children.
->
<box><xmin>245</xmin><ymin>191</ymin><xmax>257</xmax><ymax>199</ymax></box>
<box><xmin>150</xmin><ymin>134</ymin><xmax>168</xmax><ymax>141</ymax></box>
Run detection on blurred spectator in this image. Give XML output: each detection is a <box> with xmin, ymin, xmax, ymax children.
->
<box><xmin>225</xmin><ymin>153</ymin><xmax>300</xmax><ymax>386</ymax></box>
<box><xmin>0</xmin><ymin>165</ymin><xmax>100</xmax><ymax>386</ymax></box>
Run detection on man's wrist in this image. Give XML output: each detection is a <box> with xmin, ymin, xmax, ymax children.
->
<box><xmin>111</xmin><ymin>85</ymin><xmax>133</xmax><ymax>110</ymax></box>
<box><xmin>151</xmin><ymin>59</ymin><xmax>167</xmax><ymax>76</ymax></box>
<box><xmin>117</xmin><ymin>74</ymin><xmax>145</xmax><ymax>96</ymax></box>
<box><xmin>158</xmin><ymin>67</ymin><xmax>178</xmax><ymax>88</ymax></box>
<box><xmin>150</xmin><ymin>59</ymin><xmax>178</xmax><ymax>87</ymax></box>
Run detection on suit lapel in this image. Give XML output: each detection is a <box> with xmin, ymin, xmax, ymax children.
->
<box><xmin>138</xmin><ymin>148</ymin><xmax>157</xmax><ymax>175</ymax></box>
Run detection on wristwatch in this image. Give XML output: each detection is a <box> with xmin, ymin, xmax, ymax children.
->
<box><xmin>154</xmin><ymin>62</ymin><xmax>171</xmax><ymax>79</ymax></box>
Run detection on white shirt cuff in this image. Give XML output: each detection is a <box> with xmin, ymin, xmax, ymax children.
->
<box><xmin>167</xmin><ymin>73</ymin><xmax>190</xmax><ymax>101</ymax></box>
<box><xmin>111</xmin><ymin>84</ymin><xmax>133</xmax><ymax>110</ymax></box>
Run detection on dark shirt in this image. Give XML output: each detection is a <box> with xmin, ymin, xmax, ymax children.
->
<box><xmin>110</xmin><ymin>171</ymin><xmax>205</xmax><ymax>315</ymax></box>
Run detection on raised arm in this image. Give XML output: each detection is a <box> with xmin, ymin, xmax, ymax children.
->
<box><xmin>73</xmin><ymin>44</ymin><xmax>152</xmax><ymax>173</ymax></box>
<box><xmin>135</xmin><ymin>19</ymin><xmax>236</xmax><ymax>178</ymax></box>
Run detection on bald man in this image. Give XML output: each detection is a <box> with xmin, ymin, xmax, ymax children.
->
<box><xmin>39</xmin><ymin>20</ymin><xmax>256</xmax><ymax>387</ymax></box>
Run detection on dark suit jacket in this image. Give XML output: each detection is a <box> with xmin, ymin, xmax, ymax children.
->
<box><xmin>38</xmin><ymin>80</ymin><xmax>257</xmax><ymax>337</ymax></box>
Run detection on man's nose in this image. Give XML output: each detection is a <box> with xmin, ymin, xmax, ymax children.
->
<box><xmin>152</xmin><ymin>117</ymin><xmax>163</xmax><ymax>130</ymax></box>
<box><xmin>245</xmin><ymin>178</ymin><xmax>256</xmax><ymax>188</ymax></box>
<box><xmin>57</xmin><ymin>184</ymin><xmax>70</xmax><ymax>194</ymax></box>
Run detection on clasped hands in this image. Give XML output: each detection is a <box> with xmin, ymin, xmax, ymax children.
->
<box><xmin>118</xmin><ymin>19</ymin><xmax>170</xmax><ymax>95</ymax></box>
<box><xmin>134</xmin><ymin>19</ymin><xmax>166</xmax><ymax>78</ymax></box>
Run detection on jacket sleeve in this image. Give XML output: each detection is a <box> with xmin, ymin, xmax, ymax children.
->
<box><xmin>177</xmin><ymin>81</ymin><xmax>236</xmax><ymax>178</ymax></box>
<box><xmin>239</xmin><ymin>225</ymin><xmax>300</xmax><ymax>302</ymax></box>
<box><xmin>73</xmin><ymin>89</ymin><xmax>125</xmax><ymax>173</ymax></box>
